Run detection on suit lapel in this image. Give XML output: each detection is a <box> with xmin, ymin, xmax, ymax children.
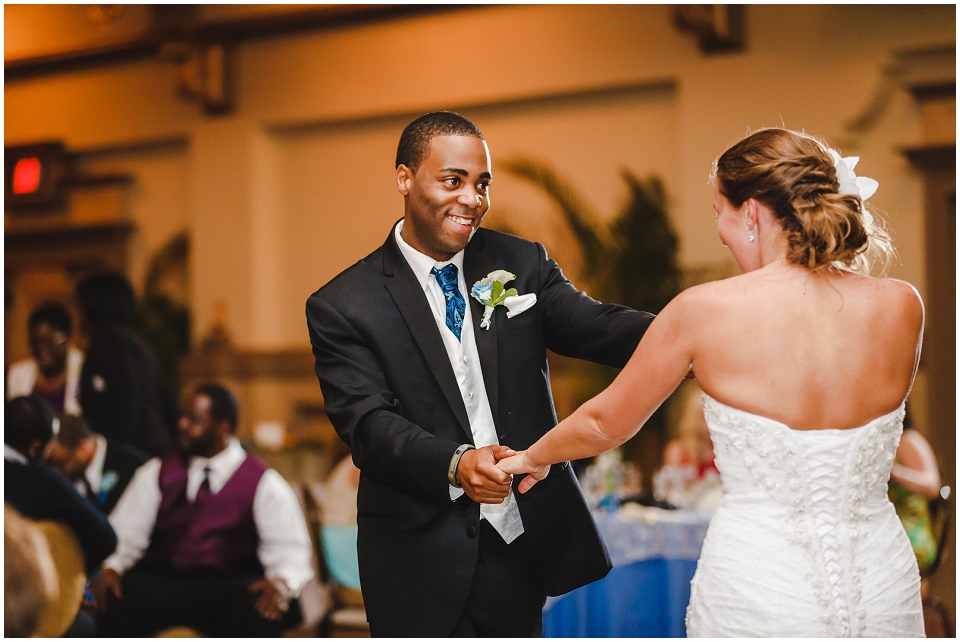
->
<box><xmin>464</xmin><ymin>236</ymin><xmax>500</xmax><ymax>433</ymax></box>
<box><xmin>382</xmin><ymin>226</ymin><xmax>473</xmax><ymax>441</ymax></box>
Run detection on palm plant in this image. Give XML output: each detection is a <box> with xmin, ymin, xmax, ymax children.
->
<box><xmin>501</xmin><ymin>157</ymin><xmax>682</xmax><ymax>481</ymax></box>
<box><xmin>138</xmin><ymin>231</ymin><xmax>191</xmax><ymax>395</ymax></box>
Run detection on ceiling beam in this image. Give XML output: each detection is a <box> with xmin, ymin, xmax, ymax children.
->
<box><xmin>5</xmin><ymin>5</ymin><xmax>463</xmax><ymax>83</ymax></box>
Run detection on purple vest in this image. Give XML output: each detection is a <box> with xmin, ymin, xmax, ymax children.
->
<box><xmin>143</xmin><ymin>450</ymin><xmax>268</xmax><ymax>573</ymax></box>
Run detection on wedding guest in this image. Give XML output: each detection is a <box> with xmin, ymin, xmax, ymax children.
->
<box><xmin>319</xmin><ymin>452</ymin><xmax>363</xmax><ymax>594</ymax></box>
<box><xmin>76</xmin><ymin>272</ymin><xmax>178</xmax><ymax>457</ymax></box>
<box><xmin>889</xmin><ymin>409</ymin><xmax>942</xmax><ymax>573</ymax></box>
<box><xmin>92</xmin><ymin>382</ymin><xmax>313</xmax><ymax>637</ymax></box>
<box><xmin>323</xmin><ymin>452</ymin><xmax>360</xmax><ymax>528</ymax></box>
<box><xmin>5</xmin><ymin>504</ymin><xmax>59</xmax><ymax>637</ymax></box>
<box><xmin>4</xmin><ymin>396</ymin><xmax>117</xmax><ymax>575</ymax></box>
<box><xmin>45</xmin><ymin>414</ymin><xmax>150</xmax><ymax>516</ymax></box>
<box><xmin>7</xmin><ymin>301</ymin><xmax>84</xmax><ymax>415</ymax></box>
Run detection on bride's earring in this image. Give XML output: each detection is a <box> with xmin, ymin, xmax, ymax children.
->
<box><xmin>747</xmin><ymin>225</ymin><xmax>755</xmax><ymax>243</ymax></box>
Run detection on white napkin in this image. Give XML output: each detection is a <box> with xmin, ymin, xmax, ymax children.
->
<box><xmin>504</xmin><ymin>293</ymin><xmax>537</xmax><ymax>318</ymax></box>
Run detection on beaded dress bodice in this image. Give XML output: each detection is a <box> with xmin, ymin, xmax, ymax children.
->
<box><xmin>685</xmin><ymin>393</ymin><xmax>923</xmax><ymax>638</ymax></box>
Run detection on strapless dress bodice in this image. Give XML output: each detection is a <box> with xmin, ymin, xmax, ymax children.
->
<box><xmin>702</xmin><ymin>392</ymin><xmax>904</xmax><ymax>515</ymax></box>
<box><xmin>685</xmin><ymin>393</ymin><xmax>923</xmax><ymax>637</ymax></box>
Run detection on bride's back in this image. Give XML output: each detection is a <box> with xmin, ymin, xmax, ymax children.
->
<box><xmin>690</xmin><ymin>128</ymin><xmax>923</xmax><ymax>431</ymax></box>
<box><xmin>689</xmin><ymin>268</ymin><xmax>922</xmax><ymax>430</ymax></box>
<box><xmin>644</xmin><ymin>128</ymin><xmax>924</xmax><ymax>637</ymax></box>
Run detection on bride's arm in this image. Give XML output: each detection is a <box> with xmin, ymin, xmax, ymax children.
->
<box><xmin>500</xmin><ymin>290</ymin><xmax>697</xmax><ymax>491</ymax></box>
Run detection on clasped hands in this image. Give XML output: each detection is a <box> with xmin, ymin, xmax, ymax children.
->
<box><xmin>457</xmin><ymin>445</ymin><xmax>551</xmax><ymax>503</ymax></box>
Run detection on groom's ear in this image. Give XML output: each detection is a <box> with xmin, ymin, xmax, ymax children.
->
<box><xmin>396</xmin><ymin>164</ymin><xmax>413</xmax><ymax>196</ymax></box>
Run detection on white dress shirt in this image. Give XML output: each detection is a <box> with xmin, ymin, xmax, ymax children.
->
<box><xmin>4</xmin><ymin>444</ymin><xmax>28</xmax><ymax>464</ymax></box>
<box><xmin>395</xmin><ymin>221</ymin><xmax>524</xmax><ymax>544</ymax></box>
<box><xmin>104</xmin><ymin>439</ymin><xmax>314</xmax><ymax>594</ymax></box>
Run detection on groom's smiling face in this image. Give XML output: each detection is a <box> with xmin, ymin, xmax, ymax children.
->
<box><xmin>397</xmin><ymin>134</ymin><xmax>492</xmax><ymax>261</ymax></box>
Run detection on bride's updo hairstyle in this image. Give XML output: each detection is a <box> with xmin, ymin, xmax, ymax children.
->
<box><xmin>713</xmin><ymin>128</ymin><xmax>894</xmax><ymax>274</ymax></box>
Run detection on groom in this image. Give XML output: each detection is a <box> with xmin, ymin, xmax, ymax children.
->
<box><xmin>306</xmin><ymin>111</ymin><xmax>654</xmax><ymax>636</ymax></box>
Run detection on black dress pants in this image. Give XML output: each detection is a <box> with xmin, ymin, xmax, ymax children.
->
<box><xmin>98</xmin><ymin>567</ymin><xmax>283</xmax><ymax>638</ymax></box>
<box><xmin>451</xmin><ymin>520</ymin><xmax>546</xmax><ymax>637</ymax></box>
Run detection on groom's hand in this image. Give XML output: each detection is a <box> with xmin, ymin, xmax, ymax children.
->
<box><xmin>457</xmin><ymin>445</ymin><xmax>516</xmax><ymax>504</ymax></box>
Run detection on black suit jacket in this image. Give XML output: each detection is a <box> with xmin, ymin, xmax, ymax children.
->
<box><xmin>95</xmin><ymin>438</ymin><xmax>151</xmax><ymax>515</ymax></box>
<box><xmin>4</xmin><ymin>459</ymin><xmax>118</xmax><ymax>575</ymax></box>
<box><xmin>306</xmin><ymin>225</ymin><xmax>653</xmax><ymax>636</ymax></box>
<box><xmin>80</xmin><ymin>322</ymin><xmax>178</xmax><ymax>458</ymax></box>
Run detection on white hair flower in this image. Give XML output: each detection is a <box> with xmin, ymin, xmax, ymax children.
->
<box><xmin>828</xmin><ymin>149</ymin><xmax>878</xmax><ymax>226</ymax></box>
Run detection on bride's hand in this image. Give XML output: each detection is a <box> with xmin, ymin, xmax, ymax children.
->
<box><xmin>497</xmin><ymin>451</ymin><xmax>551</xmax><ymax>494</ymax></box>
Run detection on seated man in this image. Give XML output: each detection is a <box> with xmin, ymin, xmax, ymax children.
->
<box><xmin>4</xmin><ymin>396</ymin><xmax>118</xmax><ymax>576</ymax></box>
<box><xmin>45</xmin><ymin>415</ymin><xmax>150</xmax><ymax>515</ymax></box>
<box><xmin>92</xmin><ymin>382</ymin><xmax>313</xmax><ymax>637</ymax></box>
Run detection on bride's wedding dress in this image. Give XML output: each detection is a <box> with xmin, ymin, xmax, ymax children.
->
<box><xmin>685</xmin><ymin>393</ymin><xmax>924</xmax><ymax>637</ymax></box>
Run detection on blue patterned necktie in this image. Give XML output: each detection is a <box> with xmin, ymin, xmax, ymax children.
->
<box><xmin>431</xmin><ymin>264</ymin><xmax>466</xmax><ymax>341</ymax></box>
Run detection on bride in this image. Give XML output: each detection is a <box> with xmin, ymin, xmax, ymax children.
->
<box><xmin>498</xmin><ymin>128</ymin><xmax>925</xmax><ymax>637</ymax></box>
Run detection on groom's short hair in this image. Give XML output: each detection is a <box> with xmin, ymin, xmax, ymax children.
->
<box><xmin>396</xmin><ymin>111</ymin><xmax>485</xmax><ymax>173</ymax></box>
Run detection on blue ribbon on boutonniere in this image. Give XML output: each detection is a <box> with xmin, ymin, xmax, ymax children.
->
<box><xmin>470</xmin><ymin>270</ymin><xmax>537</xmax><ymax>330</ymax></box>
<box><xmin>98</xmin><ymin>470</ymin><xmax>119</xmax><ymax>506</ymax></box>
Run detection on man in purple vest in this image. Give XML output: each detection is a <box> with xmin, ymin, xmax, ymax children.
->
<box><xmin>89</xmin><ymin>382</ymin><xmax>313</xmax><ymax>637</ymax></box>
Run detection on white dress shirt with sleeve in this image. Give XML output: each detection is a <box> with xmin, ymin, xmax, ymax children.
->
<box><xmin>103</xmin><ymin>438</ymin><xmax>313</xmax><ymax>595</ymax></box>
<box><xmin>394</xmin><ymin>220</ymin><xmax>524</xmax><ymax>544</ymax></box>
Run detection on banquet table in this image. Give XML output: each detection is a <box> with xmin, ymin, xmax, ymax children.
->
<box><xmin>542</xmin><ymin>505</ymin><xmax>713</xmax><ymax>638</ymax></box>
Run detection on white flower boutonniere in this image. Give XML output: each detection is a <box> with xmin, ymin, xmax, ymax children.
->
<box><xmin>471</xmin><ymin>270</ymin><xmax>537</xmax><ymax>330</ymax></box>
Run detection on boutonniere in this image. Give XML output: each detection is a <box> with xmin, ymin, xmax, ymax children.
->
<box><xmin>101</xmin><ymin>471</ymin><xmax>119</xmax><ymax>493</ymax></box>
<box><xmin>98</xmin><ymin>470</ymin><xmax>120</xmax><ymax>506</ymax></box>
<box><xmin>470</xmin><ymin>270</ymin><xmax>538</xmax><ymax>330</ymax></box>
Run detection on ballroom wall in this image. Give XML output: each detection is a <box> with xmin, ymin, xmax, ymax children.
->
<box><xmin>6</xmin><ymin>4</ymin><xmax>953</xmax><ymax>349</ymax></box>
<box><xmin>5</xmin><ymin>3</ymin><xmax>956</xmax><ymax>618</ymax></box>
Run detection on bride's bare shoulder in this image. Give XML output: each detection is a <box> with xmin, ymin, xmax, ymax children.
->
<box><xmin>664</xmin><ymin>275</ymin><xmax>746</xmax><ymax>317</ymax></box>
<box><xmin>861</xmin><ymin>275</ymin><xmax>921</xmax><ymax>306</ymax></box>
<box><xmin>876</xmin><ymin>276</ymin><xmax>924</xmax><ymax>323</ymax></box>
<box><xmin>878</xmin><ymin>276</ymin><xmax>922</xmax><ymax>300</ymax></box>
<box><xmin>878</xmin><ymin>279</ymin><xmax>923</xmax><ymax>315</ymax></box>
<box><xmin>676</xmin><ymin>273</ymin><xmax>751</xmax><ymax>302</ymax></box>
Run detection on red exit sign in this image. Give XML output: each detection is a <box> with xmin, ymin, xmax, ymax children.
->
<box><xmin>12</xmin><ymin>157</ymin><xmax>42</xmax><ymax>194</ymax></box>
<box><xmin>5</xmin><ymin>142</ymin><xmax>66</xmax><ymax>209</ymax></box>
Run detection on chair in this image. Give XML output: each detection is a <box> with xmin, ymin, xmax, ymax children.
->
<box><xmin>921</xmin><ymin>485</ymin><xmax>953</xmax><ymax>638</ymax></box>
<box><xmin>282</xmin><ymin>483</ymin><xmax>334</xmax><ymax>637</ymax></box>
<box><xmin>306</xmin><ymin>483</ymin><xmax>370</xmax><ymax>637</ymax></box>
<box><xmin>33</xmin><ymin>520</ymin><xmax>87</xmax><ymax>638</ymax></box>
<box><xmin>320</xmin><ymin>525</ymin><xmax>361</xmax><ymax>591</ymax></box>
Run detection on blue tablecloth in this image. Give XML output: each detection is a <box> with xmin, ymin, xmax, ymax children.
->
<box><xmin>543</xmin><ymin>508</ymin><xmax>712</xmax><ymax>638</ymax></box>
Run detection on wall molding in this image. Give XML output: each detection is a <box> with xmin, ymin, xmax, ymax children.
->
<box><xmin>839</xmin><ymin>44</ymin><xmax>955</xmax><ymax>151</ymax></box>
<box><xmin>180</xmin><ymin>349</ymin><xmax>317</xmax><ymax>380</ymax></box>
<box><xmin>266</xmin><ymin>78</ymin><xmax>679</xmax><ymax>137</ymax></box>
